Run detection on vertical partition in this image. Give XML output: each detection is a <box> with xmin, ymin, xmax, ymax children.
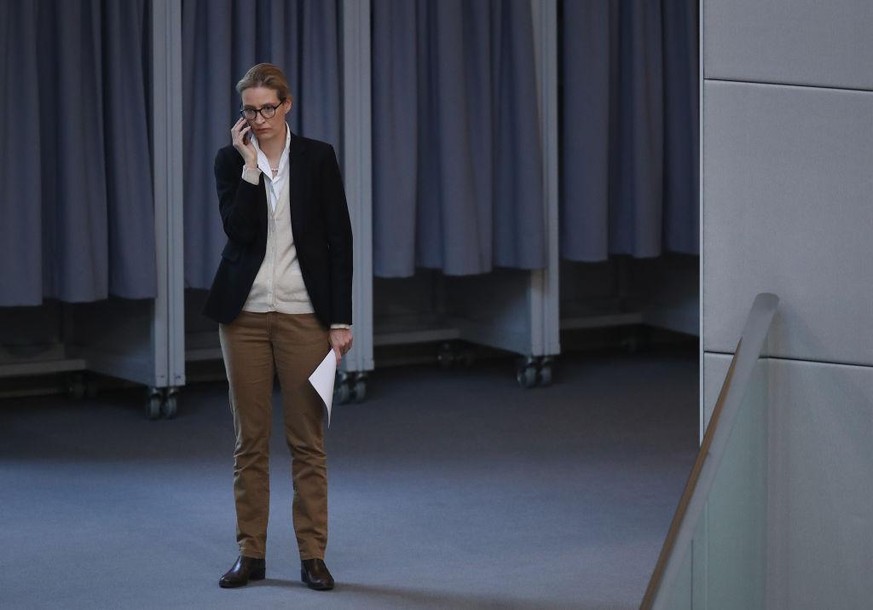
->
<box><xmin>341</xmin><ymin>0</ymin><xmax>374</xmax><ymax>377</ymax></box>
<box><xmin>530</xmin><ymin>0</ymin><xmax>561</xmax><ymax>361</ymax></box>
<box><xmin>150</xmin><ymin>0</ymin><xmax>186</xmax><ymax>396</ymax></box>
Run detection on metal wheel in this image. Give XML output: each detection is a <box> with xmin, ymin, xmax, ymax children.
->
<box><xmin>146</xmin><ymin>390</ymin><xmax>162</xmax><ymax>420</ymax></box>
<box><xmin>538</xmin><ymin>364</ymin><xmax>552</xmax><ymax>387</ymax></box>
<box><xmin>352</xmin><ymin>378</ymin><xmax>367</xmax><ymax>403</ymax></box>
<box><xmin>161</xmin><ymin>390</ymin><xmax>178</xmax><ymax>419</ymax></box>
<box><xmin>333</xmin><ymin>381</ymin><xmax>351</xmax><ymax>405</ymax></box>
<box><xmin>517</xmin><ymin>364</ymin><xmax>538</xmax><ymax>389</ymax></box>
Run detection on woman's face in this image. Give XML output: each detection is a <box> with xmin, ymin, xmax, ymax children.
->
<box><xmin>240</xmin><ymin>86</ymin><xmax>291</xmax><ymax>143</ymax></box>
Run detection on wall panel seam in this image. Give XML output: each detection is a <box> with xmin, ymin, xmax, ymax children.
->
<box><xmin>704</xmin><ymin>77</ymin><xmax>873</xmax><ymax>95</ymax></box>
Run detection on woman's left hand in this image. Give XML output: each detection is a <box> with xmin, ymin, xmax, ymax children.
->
<box><xmin>329</xmin><ymin>328</ymin><xmax>353</xmax><ymax>364</ymax></box>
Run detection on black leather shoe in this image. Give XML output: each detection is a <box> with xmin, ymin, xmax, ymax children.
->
<box><xmin>301</xmin><ymin>558</ymin><xmax>334</xmax><ymax>590</ymax></box>
<box><xmin>219</xmin><ymin>555</ymin><xmax>266</xmax><ymax>588</ymax></box>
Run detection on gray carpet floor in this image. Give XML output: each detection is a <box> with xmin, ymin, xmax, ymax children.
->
<box><xmin>0</xmin><ymin>349</ymin><xmax>698</xmax><ymax>609</ymax></box>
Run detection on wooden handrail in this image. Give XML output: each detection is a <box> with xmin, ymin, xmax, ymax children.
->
<box><xmin>640</xmin><ymin>293</ymin><xmax>779</xmax><ymax>610</ymax></box>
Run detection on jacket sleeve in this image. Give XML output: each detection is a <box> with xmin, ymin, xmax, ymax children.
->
<box><xmin>319</xmin><ymin>145</ymin><xmax>354</xmax><ymax>325</ymax></box>
<box><xmin>214</xmin><ymin>147</ymin><xmax>263</xmax><ymax>245</ymax></box>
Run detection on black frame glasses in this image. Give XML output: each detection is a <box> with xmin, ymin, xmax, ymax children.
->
<box><xmin>239</xmin><ymin>99</ymin><xmax>285</xmax><ymax>121</ymax></box>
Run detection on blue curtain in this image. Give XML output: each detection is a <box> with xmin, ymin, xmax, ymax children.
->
<box><xmin>560</xmin><ymin>0</ymin><xmax>699</xmax><ymax>262</ymax></box>
<box><xmin>0</xmin><ymin>0</ymin><xmax>156</xmax><ymax>306</ymax></box>
<box><xmin>372</xmin><ymin>0</ymin><xmax>546</xmax><ymax>278</ymax></box>
<box><xmin>182</xmin><ymin>0</ymin><xmax>342</xmax><ymax>290</ymax></box>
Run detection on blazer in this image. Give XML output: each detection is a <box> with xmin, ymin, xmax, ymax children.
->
<box><xmin>202</xmin><ymin>133</ymin><xmax>353</xmax><ymax>328</ymax></box>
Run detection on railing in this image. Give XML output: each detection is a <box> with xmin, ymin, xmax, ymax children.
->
<box><xmin>641</xmin><ymin>292</ymin><xmax>779</xmax><ymax>609</ymax></box>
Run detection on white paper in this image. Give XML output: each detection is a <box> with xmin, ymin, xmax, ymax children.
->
<box><xmin>308</xmin><ymin>350</ymin><xmax>337</xmax><ymax>426</ymax></box>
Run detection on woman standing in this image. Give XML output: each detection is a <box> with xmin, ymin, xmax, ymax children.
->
<box><xmin>203</xmin><ymin>63</ymin><xmax>353</xmax><ymax>591</ymax></box>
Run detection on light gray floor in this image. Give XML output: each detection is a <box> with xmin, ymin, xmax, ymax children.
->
<box><xmin>0</xmin><ymin>350</ymin><xmax>698</xmax><ymax>609</ymax></box>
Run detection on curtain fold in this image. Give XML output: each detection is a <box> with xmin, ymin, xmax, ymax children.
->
<box><xmin>182</xmin><ymin>0</ymin><xmax>342</xmax><ymax>290</ymax></box>
<box><xmin>662</xmin><ymin>0</ymin><xmax>700</xmax><ymax>254</ymax></box>
<box><xmin>0</xmin><ymin>0</ymin><xmax>43</xmax><ymax>305</ymax></box>
<box><xmin>560</xmin><ymin>0</ymin><xmax>699</xmax><ymax>262</ymax></box>
<box><xmin>103</xmin><ymin>0</ymin><xmax>158</xmax><ymax>297</ymax></box>
<box><xmin>372</xmin><ymin>0</ymin><xmax>546</xmax><ymax>278</ymax></box>
<box><xmin>0</xmin><ymin>0</ymin><xmax>156</xmax><ymax>306</ymax></box>
<box><xmin>371</xmin><ymin>0</ymin><xmax>418</xmax><ymax>278</ymax></box>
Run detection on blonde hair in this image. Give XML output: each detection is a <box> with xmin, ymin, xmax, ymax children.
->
<box><xmin>236</xmin><ymin>63</ymin><xmax>292</xmax><ymax>103</ymax></box>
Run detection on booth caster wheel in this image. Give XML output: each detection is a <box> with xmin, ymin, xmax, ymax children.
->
<box><xmin>146</xmin><ymin>387</ymin><xmax>181</xmax><ymax>420</ymax></box>
<box><xmin>146</xmin><ymin>389</ymin><xmax>163</xmax><ymax>420</ymax></box>
<box><xmin>161</xmin><ymin>388</ymin><xmax>179</xmax><ymax>419</ymax></box>
<box><xmin>539</xmin><ymin>359</ymin><xmax>553</xmax><ymax>387</ymax></box>
<box><xmin>516</xmin><ymin>357</ymin><xmax>555</xmax><ymax>389</ymax></box>
<box><xmin>334</xmin><ymin>372</ymin><xmax>368</xmax><ymax>405</ymax></box>
<box><xmin>334</xmin><ymin>376</ymin><xmax>352</xmax><ymax>405</ymax></box>
<box><xmin>517</xmin><ymin>361</ymin><xmax>538</xmax><ymax>389</ymax></box>
<box><xmin>352</xmin><ymin>375</ymin><xmax>367</xmax><ymax>403</ymax></box>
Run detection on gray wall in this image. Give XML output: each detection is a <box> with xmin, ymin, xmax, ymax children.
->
<box><xmin>702</xmin><ymin>1</ymin><xmax>873</xmax><ymax>608</ymax></box>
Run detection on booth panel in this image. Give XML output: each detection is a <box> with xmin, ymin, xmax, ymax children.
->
<box><xmin>0</xmin><ymin>304</ymin><xmax>83</xmax><ymax>380</ymax></box>
<box><xmin>560</xmin><ymin>256</ymin><xmax>699</xmax><ymax>339</ymax></box>
<box><xmin>560</xmin><ymin>260</ymin><xmax>633</xmax><ymax>319</ymax></box>
<box><xmin>703</xmin><ymin>81</ymin><xmax>873</xmax><ymax>366</ymax></box>
<box><xmin>373</xmin><ymin>270</ymin><xmax>540</xmax><ymax>357</ymax></box>
<box><xmin>447</xmin><ymin>270</ymin><xmax>535</xmax><ymax>357</ymax></box>
<box><xmin>69</xmin><ymin>300</ymin><xmax>160</xmax><ymax>388</ymax></box>
<box><xmin>0</xmin><ymin>300</ymin><xmax>165</xmax><ymax>393</ymax></box>
<box><xmin>637</xmin><ymin>256</ymin><xmax>699</xmax><ymax>338</ymax></box>
<box><xmin>183</xmin><ymin>290</ymin><xmax>220</xmax><ymax>363</ymax></box>
<box><xmin>0</xmin><ymin>305</ymin><xmax>66</xmax><ymax>363</ymax></box>
<box><xmin>703</xmin><ymin>0</ymin><xmax>873</xmax><ymax>90</ymax></box>
<box><xmin>373</xmin><ymin>273</ymin><xmax>457</xmax><ymax>345</ymax></box>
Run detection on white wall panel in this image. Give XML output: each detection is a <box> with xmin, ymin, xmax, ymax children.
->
<box><xmin>703</xmin><ymin>2</ymin><xmax>873</xmax><ymax>607</ymax></box>
<box><xmin>704</xmin><ymin>0</ymin><xmax>873</xmax><ymax>90</ymax></box>
<box><xmin>766</xmin><ymin>359</ymin><xmax>873</xmax><ymax>610</ymax></box>
<box><xmin>703</xmin><ymin>81</ymin><xmax>873</xmax><ymax>365</ymax></box>
<box><xmin>702</xmin><ymin>353</ymin><xmax>731</xmax><ymax>433</ymax></box>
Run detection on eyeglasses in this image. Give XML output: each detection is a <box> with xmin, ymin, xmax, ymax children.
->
<box><xmin>240</xmin><ymin>100</ymin><xmax>284</xmax><ymax>121</ymax></box>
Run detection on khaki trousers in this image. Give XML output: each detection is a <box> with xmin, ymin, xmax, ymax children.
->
<box><xmin>218</xmin><ymin>311</ymin><xmax>330</xmax><ymax>561</ymax></box>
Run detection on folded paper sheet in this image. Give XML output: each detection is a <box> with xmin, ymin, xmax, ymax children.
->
<box><xmin>308</xmin><ymin>350</ymin><xmax>336</xmax><ymax>426</ymax></box>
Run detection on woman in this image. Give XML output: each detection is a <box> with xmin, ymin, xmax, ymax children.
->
<box><xmin>203</xmin><ymin>63</ymin><xmax>353</xmax><ymax>591</ymax></box>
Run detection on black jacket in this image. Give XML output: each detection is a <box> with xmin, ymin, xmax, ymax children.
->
<box><xmin>202</xmin><ymin>133</ymin><xmax>353</xmax><ymax>328</ymax></box>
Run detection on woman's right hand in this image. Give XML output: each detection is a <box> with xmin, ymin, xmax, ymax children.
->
<box><xmin>231</xmin><ymin>118</ymin><xmax>257</xmax><ymax>168</ymax></box>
